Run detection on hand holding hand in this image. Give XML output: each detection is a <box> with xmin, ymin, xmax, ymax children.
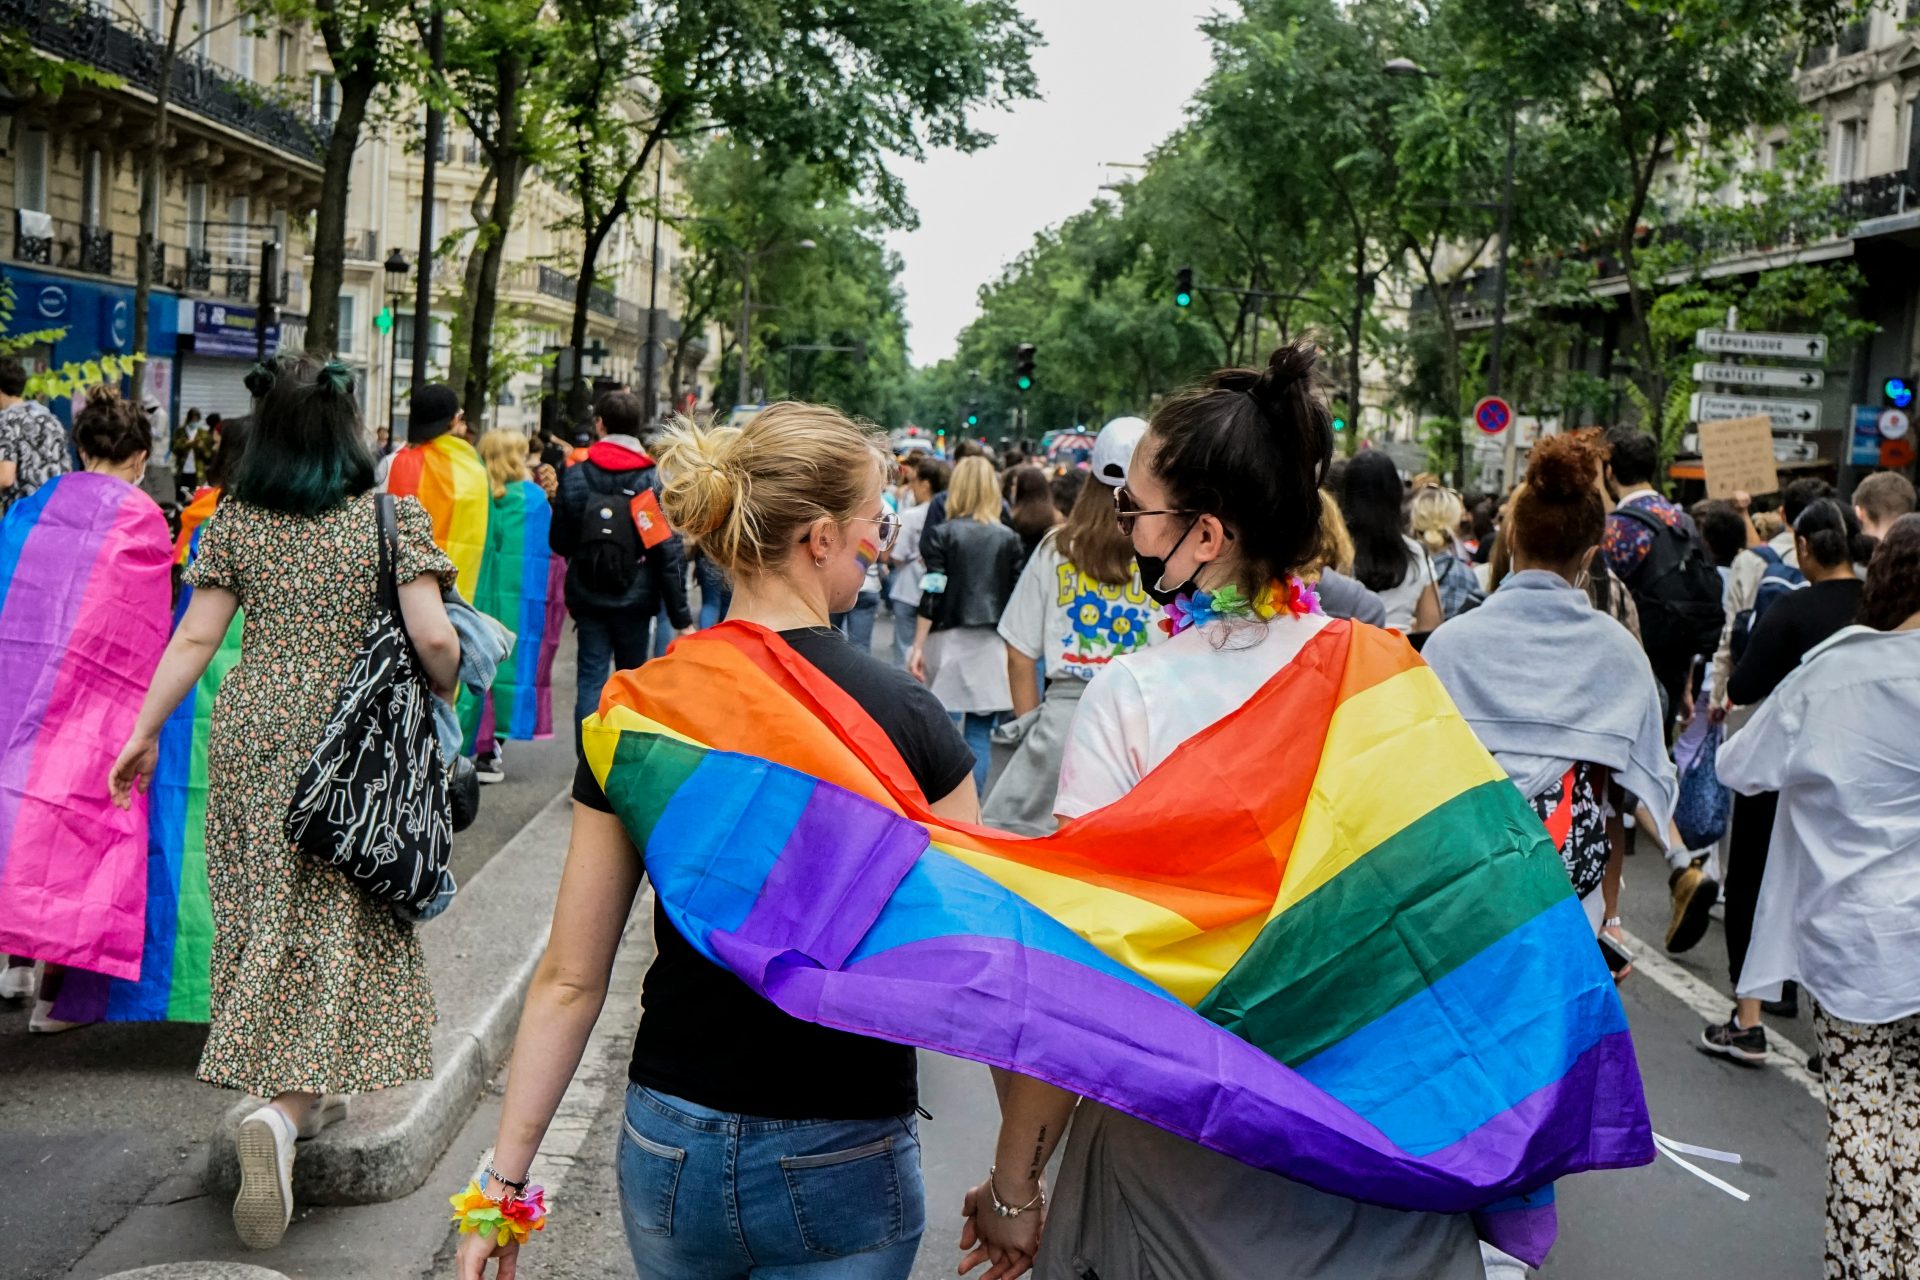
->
<box><xmin>108</xmin><ymin>732</ymin><xmax>160</xmax><ymax>809</ymax></box>
<box><xmin>957</xmin><ymin>1176</ymin><xmax>1042</xmax><ymax>1279</ymax></box>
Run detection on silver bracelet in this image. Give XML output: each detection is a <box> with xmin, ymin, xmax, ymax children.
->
<box><xmin>988</xmin><ymin>1165</ymin><xmax>1044</xmax><ymax>1218</ymax></box>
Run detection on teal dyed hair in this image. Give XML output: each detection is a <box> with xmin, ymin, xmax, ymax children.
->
<box><xmin>229</xmin><ymin>353</ymin><xmax>376</xmax><ymax>517</ymax></box>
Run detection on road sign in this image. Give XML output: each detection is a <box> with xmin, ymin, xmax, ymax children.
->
<box><xmin>1472</xmin><ymin>395</ymin><xmax>1511</xmax><ymax>436</ymax></box>
<box><xmin>1852</xmin><ymin>404</ymin><xmax>1885</xmax><ymax>466</ymax></box>
<box><xmin>1690</xmin><ymin>362</ymin><xmax>1824</xmax><ymax>391</ymax></box>
<box><xmin>1695</xmin><ymin>329</ymin><xmax>1827</xmax><ymax>361</ymax></box>
<box><xmin>1879</xmin><ymin>408</ymin><xmax>1911</xmax><ymax>441</ymax></box>
<box><xmin>1689</xmin><ymin>392</ymin><xmax>1821</xmax><ymax>432</ymax></box>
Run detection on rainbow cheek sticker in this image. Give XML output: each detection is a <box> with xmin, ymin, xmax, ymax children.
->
<box><xmin>855</xmin><ymin>537</ymin><xmax>880</xmax><ymax>570</ymax></box>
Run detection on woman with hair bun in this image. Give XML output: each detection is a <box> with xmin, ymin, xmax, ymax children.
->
<box><xmin>1715</xmin><ymin>514</ymin><xmax>1920</xmax><ymax>1276</ymax></box>
<box><xmin>461</xmin><ymin>402</ymin><xmax>978</xmax><ymax>1280</ymax></box>
<box><xmin>1423</xmin><ymin>432</ymin><xmax>1676</xmax><ymax>939</ymax></box>
<box><xmin>0</xmin><ymin>387</ymin><xmax>171</xmax><ymax>1031</ymax></box>
<box><xmin>968</xmin><ymin>342</ymin><xmax>1488</xmax><ymax>1280</ymax></box>
<box><xmin>1701</xmin><ymin>496</ymin><xmax>1871</xmax><ymax>1065</ymax></box>
<box><xmin>108</xmin><ymin>355</ymin><xmax>462</xmax><ymax>1250</ymax></box>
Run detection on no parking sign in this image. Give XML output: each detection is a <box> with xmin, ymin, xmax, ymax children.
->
<box><xmin>1473</xmin><ymin>395</ymin><xmax>1512</xmax><ymax>436</ymax></box>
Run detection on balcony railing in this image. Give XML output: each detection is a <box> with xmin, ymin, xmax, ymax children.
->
<box><xmin>10</xmin><ymin>210</ymin><xmax>117</xmax><ymax>276</ymax></box>
<box><xmin>13</xmin><ymin>209</ymin><xmax>53</xmax><ymax>265</ymax></box>
<box><xmin>224</xmin><ymin>266</ymin><xmax>252</xmax><ymax>299</ymax></box>
<box><xmin>78</xmin><ymin>225</ymin><xmax>113</xmax><ymax>275</ymax></box>
<box><xmin>0</xmin><ymin>0</ymin><xmax>324</xmax><ymax>163</ymax></box>
<box><xmin>186</xmin><ymin>248</ymin><xmax>213</xmax><ymax>291</ymax></box>
<box><xmin>537</xmin><ymin>265</ymin><xmax>576</xmax><ymax>301</ymax></box>
<box><xmin>343</xmin><ymin>229</ymin><xmax>380</xmax><ymax>262</ymax></box>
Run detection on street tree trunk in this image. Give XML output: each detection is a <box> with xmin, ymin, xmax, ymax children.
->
<box><xmin>132</xmin><ymin>0</ymin><xmax>193</xmax><ymax>372</ymax></box>
<box><xmin>305</xmin><ymin>62</ymin><xmax>378</xmax><ymax>355</ymax></box>
<box><xmin>460</xmin><ymin>51</ymin><xmax>527</xmax><ymax>427</ymax></box>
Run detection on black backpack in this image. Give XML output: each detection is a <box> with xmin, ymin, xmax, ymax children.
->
<box><xmin>572</xmin><ymin>465</ymin><xmax>652</xmax><ymax>599</ymax></box>
<box><xmin>1614</xmin><ymin>505</ymin><xmax>1725</xmax><ymax>675</ymax></box>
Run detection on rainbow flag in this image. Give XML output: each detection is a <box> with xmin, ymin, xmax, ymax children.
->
<box><xmin>464</xmin><ymin>478</ymin><xmax>564</xmax><ymax>753</ymax></box>
<box><xmin>54</xmin><ymin>491</ymin><xmax>242</xmax><ymax>1022</ymax></box>
<box><xmin>385</xmin><ymin>433</ymin><xmax>489</xmax><ymax>598</ymax></box>
<box><xmin>583</xmin><ymin>622</ymin><xmax>1653</xmax><ymax>1265</ymax></box>
<box><xmin>0</xmin><ymin>473</ymin><xmax>172</xmax><ymax>981</ymax></box>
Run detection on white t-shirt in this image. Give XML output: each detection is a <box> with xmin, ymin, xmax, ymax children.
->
<box><xmin>997</xmin><ymin>533</ymin><xmax>1164</xmax><ymax>683</ymax></box>
<box><xmin>1055</xmin><ymin>612</ymin><xmax>1332</xmax><ymax>817</ymax></box>
<box><xmin>888</xmin><ymin>501</ymin><xmax>931</xmax><ymax>606</ymax></box>
<box><xmin>1374</xmin><ymin>534</ymin><xmax>1435</xmax><ymax>631</ymax></box>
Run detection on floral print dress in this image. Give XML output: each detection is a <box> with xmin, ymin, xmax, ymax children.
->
<box><xmin>183</xmin><ymin>491</ymin><xmax>454</xmax><ymax>1095</ymax></box>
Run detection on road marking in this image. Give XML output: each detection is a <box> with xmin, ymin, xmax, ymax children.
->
<box><xmin>473</xmin><ymin>889</ymin><xmax>654</xmax><ymax>1198</ymax></box>
<box><xmin>1620</xmin><ymin>928</ymin><xmax>1824</xmax><ymax>1104</ymax></box>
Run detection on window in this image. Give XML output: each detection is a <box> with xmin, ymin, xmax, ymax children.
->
<box><xmin>14</xmin><ymin>127</ymin><xmax>48</xmax><ymax>212</ymax></box>
<box><xmin>1833</xmin><ymin>119</ymin><xmax>1861</xmax><ymax>182</ymax></box>
<box><xmin>271</xmin><ymin>208</ymin><xmax>289</xmax><ymax>250</ymax></box>
<box><xmin>81</xmin><ymin>148</ymin><xmax>105</xmax><ymax>228</ymax></box>
<box><xmin>187</xmin><ymin>181</ymin><xmax>208</xmax><ymax>250</ymax></box>
<box><xmin>236</xmin><ymin>14</ymin><xmax>255</xmax><ymax>80</ymax></box>
<box><xmin>193</xmin><ymin>0</ymin><xmax>210</xmax><ymax>58</ymax></box>
<box><xmin>1904</xmin><ymin>98</ymin><xmax>1919</xmax><ymax>173</ymax></box>
<box><xmin>146</xmin><ymin>0</ymin><xmax>164</xmax><ymax>35</ymax></box>
<box><xmin>277</xmin><ymin>31</ymin><xmax>293</xmax><ymax>78</ymax></box>
<box><xmin>337</xmin><ymin>295</ymin><xmax>356</xmax><ymax>355</ymax></box>
<box><xmin>310</xmin><ymin>73</ymin><xmax>336</xmax><ymax>124</ymax></box>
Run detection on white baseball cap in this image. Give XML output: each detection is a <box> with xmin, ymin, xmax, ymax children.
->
<box><xmin>1089</xmin><ymin>416</ymin><xmax>1149</xmax><ymax>488</ymax></box>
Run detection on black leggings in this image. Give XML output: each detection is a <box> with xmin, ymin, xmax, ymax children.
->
<box><xmin>1723</xmin><ymin>789</ymin><xmax>1780</xmax><ymax>990</ymax></box>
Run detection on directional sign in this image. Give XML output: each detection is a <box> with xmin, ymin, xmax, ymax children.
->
<box><xmin>1690</xmin><ymin>362</ymin><xmax>1824</xmax><ymax>391</ymax></box>
<box><xmin>1689</xmin><ymin>393</ymin><xmax>1821</xmax><ymax>431</ymax></box>
<box><xmin>1473</xmin><ymin>395</ymin><xmax>1511</xmax><ymax>436</ymax></box>
<box><xmin>1695</xmin><ymin>329</ymin><xmax>1827</xmax><ymax>361</ymax></box>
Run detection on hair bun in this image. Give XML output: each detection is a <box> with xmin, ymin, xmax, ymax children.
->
<box><xmin>317</xmin><ymin>360</ymin><xmax>355</xmax><ymax>398</ymax></box>
<box><xmin>244</xmin><ymin>361</ymin><xmax>277</xmax><ymax>399</ymax></box>
<box><xmin>1522</xmin><ymin>430</ymin><xmax>1606</xmax><ymax>501</ymax></box>
<box><xmin>655</xmin><ymin>419</ymin><xmax>746</xmax><ymax>542</ymax></box>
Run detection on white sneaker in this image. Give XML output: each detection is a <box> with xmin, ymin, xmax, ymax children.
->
<box><xmin>0</xmin><ymin>964</ymin><xmax>34</xmax><ymax>1001</ymax></box>
<box><xmin>27</xmin><ymin>999</ymin><xmax>88</xmax><ymax>1034</ymax></box>
<box><xmin>233</xmin><ymin>1105</ymin><xmax>297</xmax><ymax>1249</ymax></box>
<box><xmin>296</xmin><ymin>1093</ymin><xmax>350</xmax><ymax>1140</ymax></box>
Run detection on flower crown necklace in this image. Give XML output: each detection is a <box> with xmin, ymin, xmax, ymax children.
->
<box><xmin>1161</xmin><ymin>576</ymin><xmax>1323</xmax><ymax>637</ymax></box>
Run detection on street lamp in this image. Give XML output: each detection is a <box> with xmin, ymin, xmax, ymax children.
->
<box><xmin>383</xmin><ymin>249</ymin><xmax>410</xmax><ymax>437</ymax></box>
<box><xmin>736</xmin><ymin>237</ymin><xmax>817</xmax><ymax>407</ymax></box>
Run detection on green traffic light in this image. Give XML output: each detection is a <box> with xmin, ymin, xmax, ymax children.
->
<box><xmin>1175</xmin><ymin>292</ymin><xmax>1191</xmax><ymax>308</ymax></box>
<box><xmin>1332</xmin><ymin>417</ymin><xmax>1347</xmax><ymax>433</ymax></box>
<box><xmin>1017</xmin><ymin>376</ymin><xmax>1032</xmax><ymax>390</ymax></box>
<box><xmin>967</xmin><ymin>413</ymin><xmax>979</xmax><ymax>426</ymax></box>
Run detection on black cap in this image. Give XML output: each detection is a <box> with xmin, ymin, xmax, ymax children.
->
<box><xmin>407</xmin><ymin>383</ymin><xmax>460</xmax><ymax>443</ymax></box>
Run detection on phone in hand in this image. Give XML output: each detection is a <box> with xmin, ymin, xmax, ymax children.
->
<box><xmin>1599</xmin><ymin>932</ymin><xmax>1634</xmax><ymax>976</ymax></box>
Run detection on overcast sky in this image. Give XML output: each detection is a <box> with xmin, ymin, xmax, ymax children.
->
<box><xmin>886</xmin><ymin>0</ymin><xmax>1221</xmax><ymax>367</ymax></box>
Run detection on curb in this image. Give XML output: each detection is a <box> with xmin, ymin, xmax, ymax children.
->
<box><xmin>101</xmin><ymin>1267</ymin><xmax>291</xmax><ymax>1280</ymax></box>
<box><xmin>204</xmin><ymin>788</ymin><xmax>574</xmax><ymax>1206</ymax></box>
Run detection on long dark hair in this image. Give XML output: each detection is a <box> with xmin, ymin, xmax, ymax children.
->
<box><xmin>229</xmin><ymin>354</ymin><xmax>375</xmax><ymax>516</ymax></box>
<box><xmin>1145</xmin><ymin>340</ymin><xmax>1332</xmax><ymax>595</ymax></box>
<box><xmin>1339</xmin><ymin>450</ymin><xmax>1414</xmax><ymax>593</ymax></box>
<box><xmin>1007</xmin><ymin>464</ymin><xmax>1059</xmax><ymax>543</ymax></box>
<box><xmin>1859</xmin><ymin>514</ymin><xmax>1920</xmax><ymax>630</ymax></box>
<box><xmin>1793</xmin><ymin>498</ymin><xmax>1874</xmax><ymax>572</ymax></box>
<box><xmin>206</xmin><ymin>415</ymin><xmax>253</xmax><ymax>490</ymax></box>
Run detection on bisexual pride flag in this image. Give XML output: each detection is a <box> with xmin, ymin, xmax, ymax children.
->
<box><xmin>55</xmin><ymin>487</ymin><xmax>242</xmax><ymax>1022</ymax></box>
<box><xmin>0</xmin><ymin>473</ymin><xmax>171</xmax><ymax>981</ymax></box>
<box><xmin>582</xmin><ymin>621</ymin><xmax>1654</xmax><ymax>1265</ymax></box>
<box><xmin>464</xmin><ymin>478</ymin><xmax>565</xmax><ymax>754</ymax></box>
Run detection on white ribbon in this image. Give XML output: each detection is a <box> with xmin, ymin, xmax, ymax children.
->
<box><xmin>1652</xmin><ymin>1131</ymin><xmax>1749</xmax><ymax>1202</ymax></box>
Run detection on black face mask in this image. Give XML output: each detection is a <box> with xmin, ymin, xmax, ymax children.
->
<box><xmin>1136</xmin><ymin>519</ymin><xmax>1201</xmax><ymax>607</ymax></box>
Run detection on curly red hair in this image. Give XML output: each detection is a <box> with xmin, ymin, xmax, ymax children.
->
<box><xmin>1509</xmin><ymin>430</ymin><xmax>1609</xmax><ymax>569</ymax></box>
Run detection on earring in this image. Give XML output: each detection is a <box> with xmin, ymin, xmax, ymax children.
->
<box><xmin>815</xmin><ymin>556</ymin><xmax>826</xmax><ymax>568</ymax></box>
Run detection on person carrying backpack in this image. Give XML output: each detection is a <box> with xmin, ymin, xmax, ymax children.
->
<box><xmin>550</xmin><ymin>390</ymin><xmax>692</xmax><ymax>754</ymax></box>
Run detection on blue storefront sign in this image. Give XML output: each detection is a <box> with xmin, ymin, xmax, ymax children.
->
<box><xmin>191</xmin><ymin>301</ymin><xmax>280</xmax><ymax>358</ymax></box>
<box><xmin>1850</xmin><ymin>404</ymin><xmax>1883</xmax><ymax>467</ymax></box>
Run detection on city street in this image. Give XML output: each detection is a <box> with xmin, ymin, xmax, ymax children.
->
<box><xmin>1</xmin><ymin>614</ymin><xmax>1834</xmax><ymax>1280</ymax></box>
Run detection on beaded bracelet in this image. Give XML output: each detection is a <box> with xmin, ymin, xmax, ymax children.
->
<box><xmin>451</xmin><ymin>1179</ymin><xmax>550</xmax><ymax>1246</ymax></box>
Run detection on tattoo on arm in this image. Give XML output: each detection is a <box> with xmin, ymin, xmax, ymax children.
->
<box><xmin>1029</xmin><ymin>1126</ymin><xmax>1047</xmax><ymax>1180</ymax></box>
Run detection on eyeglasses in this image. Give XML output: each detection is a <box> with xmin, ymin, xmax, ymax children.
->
<box><xmin>846</xmin><ymin>512</ymin><xmax>901</xmax><ymax>553</ymax></box>
<box><xmin>1112</xmin><ymin>485</ymin><xmax>1195</xmax><ymax>536</ymax></box>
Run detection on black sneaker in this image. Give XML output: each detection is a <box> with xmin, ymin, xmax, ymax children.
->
<box><xmin>1805</xmin><ymin>1051</ymin><xmax>1823</xmax><ymax>1077</ymax></box>
<box><xmin>1762</xmin><ymin>980</ymin><xmax>1799</xmax><ymax>1019</ymax></box>
<box><xmin>474</xmin><ymin>751</ymin><xmax>505</xmax><ymax>785</ymax></box>
<box><xmin>1665</xmin><ymin>856</ymin><xmax>1720</xmax><ymax>955</ymax></box>
<box><xmin>1699</xmin><ymin>1015</ymin><xmax>1768</xmax><ymax>1065</ymax></box>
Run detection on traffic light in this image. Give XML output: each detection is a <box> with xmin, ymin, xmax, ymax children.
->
<box><xmin>1175</xmin><ymin>266</ymin><xmax>1194</xmax><ymax>308</ymax></box>
<box><xmin>966</xmin><ymin>406</ymin><xmax>980</xmax><ymax>428</ymax></box>
<box><xmin>1014</xmin><ymin>343</ymin><xmax>1036</xmax><ymax>392</ymax></box>
<box><xmin>374</xmin><ymin>306</ymin><xmax>394</xmax><ymax>335</ymax></box>
<box><xmin>1884</xmin><ymin>375</ymin><xmax>1915</xmax><ymax>409</ymax></box>
<box><xmin>1330</xmin><ymin>402</ymin><xmax>1348</xmax><ymax>433</ymax></box>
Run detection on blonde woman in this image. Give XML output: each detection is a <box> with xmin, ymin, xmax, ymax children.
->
<box><xmin>458</xmin><ymin>404</ymin><xmax>978</xmax><ymax>1280</ymax></box>
<box><xmin>908</xmin><ymin>456</ymin><xmax>1024</xmax><ymax>790</ymax></box>
<box><xmin>1409</xmin><ymin>484</ymin><xmax>1484</xmax><ymax>620</ymax></box>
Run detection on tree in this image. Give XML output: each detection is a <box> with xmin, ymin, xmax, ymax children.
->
<box><xmin>543</xmin><ymin>0</ymin><xmax>1041</xmax><ymax>419</ymax></box>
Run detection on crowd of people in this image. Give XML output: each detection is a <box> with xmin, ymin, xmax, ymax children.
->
<box><xmin>1</xmin><ymin>340</ymin><xmax>1918</xmax><ymax>1280</ymax></box>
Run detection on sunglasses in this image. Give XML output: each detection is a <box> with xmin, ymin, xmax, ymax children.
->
<box><xmin>1112</xmin><ymin>485</ymin><xmax>1195</xmax><ymax>536</ymax></box>
<box><xmin>845</xmin><ymin>512</ymin><xmax>901</xmax><ymax>553</ymax></box>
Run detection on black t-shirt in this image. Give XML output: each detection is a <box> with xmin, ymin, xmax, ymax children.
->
<box><xmin>574</xmin><ymin>626</ymin><xmax>975</xmax><ymax>1119</ymax></box>
<box><xmin>1727</xmin><ymin>577</ymin><xmax>1863</xmax><ymax>707</ymax></box>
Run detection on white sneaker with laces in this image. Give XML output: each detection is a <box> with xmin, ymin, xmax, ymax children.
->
<box><xmin>296</xmin><ymin>1093</ymin><xmax>350</xmax><ymax>1140</ymax></box>
<box><xmin>0</xmin><ymin>964</ymin><xmax>35</xmax><ymax>1001</ymax></box>
<box><xmin>233</xmin><ymin>1104</ymin><xmax>298</xmax><ymax>1249</ymax></box>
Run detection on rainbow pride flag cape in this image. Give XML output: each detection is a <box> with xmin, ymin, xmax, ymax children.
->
<box><xmin>54</xmin><ymin>489</ymin><xmax>241</xmax><ymax>1022</ymax></box>
<box><xmin>0</xmin><ymin>473</ymin><xmax>172</xmax><ymax>980</ymax></box>
<box><xmin>583</xmin><ymin>622</ymin><xmax>1653</xmax><ymax>1265</ymax></box>
<box><xmin>464</xmin><ymin>478</ymin><xmax>564</xmax><ymax>753</ymax></box>
<box><xmin>385</xmin><ymin>433</ymin><xmax>489</xmax><ymax>599</ymax></box>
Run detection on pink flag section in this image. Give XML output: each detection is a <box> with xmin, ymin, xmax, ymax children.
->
<box><xmin>0</xmin><ymin>473</ymin><xmax>172</xmax><ymax>980</ymax></box>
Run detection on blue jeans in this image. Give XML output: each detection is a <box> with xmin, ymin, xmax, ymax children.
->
<box><xmin>889</xmin><ymin>599</ymin><xmax>917</xmax><ymax>669</ymax></box>
<box><xmin>653</xmin><ymin>598</ymin><xmax>675</xmax><ymax>660</ymax></box>
<box><xmin>830</xmin><ymin>592</ymin><xmax>881</xmax><ymax>657</ymax></box>
<box><xmin>951</xmin><ymin>711</ymin><xmax>997</xmax><ymax>795</ymax></box>
<box><xmin>696</xmin><ymin>556</ymin><xmax>733</xmax><ymax>628</ymax></box>
<box><xmin>574</xmin><ymin>602</ymin><xmax>656</xmax><ymax>755</ymax></box>
<box><xmin>618</xmin><ymin>1086</ymin><xmax>924</xmax><ymax>1279</ymax></box>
